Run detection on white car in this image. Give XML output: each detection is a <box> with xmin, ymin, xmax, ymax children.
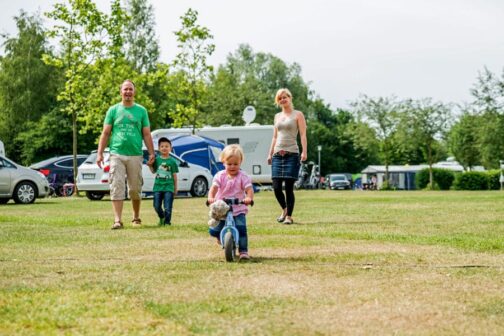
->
<box><xmin>0</xmin><ymin>155</ymin><xmax>50</xmax><ymax>204</ymax></box>
<box><xmin>76</xmin><ymin>149</ymin><xmax>212</xmax><ymax>200</ymax></box>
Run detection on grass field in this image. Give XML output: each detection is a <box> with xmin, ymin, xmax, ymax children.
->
<box><xmin>1</xmin><ymin>190</ymin><xmax>503</xmax><ymax>335</ymax></box>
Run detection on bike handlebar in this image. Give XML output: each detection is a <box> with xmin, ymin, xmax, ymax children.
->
<box><xmin>206</xmin><ymin>198</ymin><xmax>254</xmax><ymax>207</ymax></box>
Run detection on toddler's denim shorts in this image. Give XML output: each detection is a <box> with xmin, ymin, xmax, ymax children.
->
<box><xmin>271</xmin><ymin>152</ymin><xmax>300</xmax><ymax>179</ymax></box>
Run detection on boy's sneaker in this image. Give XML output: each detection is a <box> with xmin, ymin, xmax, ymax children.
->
<box><xmin>239</xmin><ymin>252</ymin><xmax>250</xmax><ymax>261</ymax></box>
<box><xmin>158</xmin><ymin>218</ymin><xmax>165</xmax><ymax>226</ymax></box>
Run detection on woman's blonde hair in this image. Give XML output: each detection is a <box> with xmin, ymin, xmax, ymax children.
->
<box><xmin>219</xmin><ymin>144</ymin><xmax>244</xmax><ymax>163</ymax></box>
<box><xmin>275</xmin><ymin>88</ymin><xmax>293</xmax><ymax>107</ymax></box>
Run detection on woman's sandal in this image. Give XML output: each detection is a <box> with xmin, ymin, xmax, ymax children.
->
<box><xmin>283</xmin><ymin>218</ymin><xmax>294</xmax><ymax>225</ymax></box>
<box><xmin>111</xmin><ymin>221</ymin><xmax>123</xmax><ymax>230</ymax></box>
<box><xmin>131</xmin><ymin>218</ymin><xmax>142</xmax><ymax>227</ymax></box>
<box><xmin>277</xmin><ymin>210</ymin><xmax>287</xmax><ymax>223</ymax></box>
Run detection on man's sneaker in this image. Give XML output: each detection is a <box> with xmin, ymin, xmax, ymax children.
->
<box><xmin>131</xmin><ymin>218</ymin><xmax>142</xmax><ymax>227</ymax></box>
<box><xmin>111</xmin><ymin>221</ymin><xmax>123</xmax><ymax>230</ymax></box>
<box><xmin>158</xmin><ymin>218</ymin><xmax>165</xmax><ymax>226</ymax></box>
<box><xmin>239</xmin><ymin>252</ymin><xmax>250</xmax><ymax>261</ymax></box>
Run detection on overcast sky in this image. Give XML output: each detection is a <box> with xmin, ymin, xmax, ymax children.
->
<box><xmin>1</xmin><ymin>0</ymin><xmax>503</xmax><ymax>109</ymax></box>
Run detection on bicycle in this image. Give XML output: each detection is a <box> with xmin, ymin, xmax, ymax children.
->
<box><xmin>207</xmin><ymin>198</ymin><xmax>254</xmax><ymax>262</ymax></box>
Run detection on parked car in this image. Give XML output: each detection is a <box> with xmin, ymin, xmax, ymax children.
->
<box><xmin>30</xmin><ymin>155</ymin><xmax>87</xmax><ymax>196</ymax></box>
<box><xmin>0</xmin><ymin>155</ymin><xmax>50</xmax><ymax>204</ymax></box>
<box><xmin>77</xmin><ymin>149</ymin><xmax>213</xmax><ymax>200</ymax></box>
<box><xmin>324</xmin><ymin>173</ymin><xmax>352</xmax><ymax>190</ymax></box>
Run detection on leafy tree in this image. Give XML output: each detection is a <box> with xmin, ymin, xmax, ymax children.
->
<box><xmin>352</xmin><ymin>95</ymin><xmax>401</xmax><ymax>182</ymax></box>
<box><xmin>123</xmin><ymin>0</ymin><xmax>160</xmax><ymax>73</ymax></box>
<box><xmin>448</xmin><ymin>112</ymin><xmax>481</xmax><ymax>170</ymax></box>
<box><xmin>345</xmin><ymin>121</ymin><xmax>381</xmax><ymax>170</ymax></box>
<box><xmin>0</xmin><ymin>11</ymin><xmax>61</xmax><ymax>163</ymax></box>
<box><xmin>469</xmin><ymin>67</ymin><xmax>504</xmax><ymax>168</ymax></box>
<box><xmin>390</xmin><ymin>108</ymin><xmax>424</xmax><ymax>165</ymax></box>
<box><xmin>470</xmin><ymin>67</ymin><xmax>504</xmax><ymax>115</ymax></box>
<box><xmin>478</xmin><ymin>113</ymin><xmax>504</xmax><ymax>168</ymax></box>
<box><xmin>405</xmin><ymin>99</ymin><xmax>451</xmax><ymax>189</ymax></box>
<box><xmin>44</xmin><ymin>0</ymin><xmax>127</xmax><ymax>191</ymax></box>
<box><xmin>170</xmin><ymin>8</ymin><xmax>215</xmax><ymax>131</ymax></box>
<box><xmin>15</xmin><ymin>108</ymin><xmax>72</xmax><ymax>164</ymax></box>
<box><xmin>205</xmin><ymin>44</ymin><xmax>314</xmax><ymax>126</ymax></box>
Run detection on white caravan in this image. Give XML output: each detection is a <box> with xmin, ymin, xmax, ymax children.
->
<box><xmin>151</xmin><ymin>125</ymin><xmax>274</xmax><ymax>184</ymax></box>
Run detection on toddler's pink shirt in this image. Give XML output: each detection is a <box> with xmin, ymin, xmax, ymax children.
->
<box><xmin>213</xmin><ymin>170</ymin><xmax>252</xmax><ymax>216</ymax></box>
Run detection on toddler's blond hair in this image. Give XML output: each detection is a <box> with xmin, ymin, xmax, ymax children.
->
<box><xmin>219</xmin><ymin>144</ymin><xmax>244</xmax><ymax>163</ymax></box>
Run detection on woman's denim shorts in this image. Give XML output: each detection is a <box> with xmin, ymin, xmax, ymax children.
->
<box><xmin>272</xmin><ymin>152</ymin><xmax>300</xmax><ymax>179</ymax></box>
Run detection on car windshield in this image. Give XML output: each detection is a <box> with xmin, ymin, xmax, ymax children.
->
<box><xmin>331</xmin><ymin>175</ymin><xmax>345</xmax><ymax>181</ymax></box>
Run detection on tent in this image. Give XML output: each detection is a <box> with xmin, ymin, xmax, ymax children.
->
<box><xmin>169</xmin><ymin>134</ymin><xmax>224</xmax><ymax>175</ymax></box>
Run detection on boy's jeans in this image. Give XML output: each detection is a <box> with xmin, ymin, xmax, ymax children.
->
<box><xmin>209</xmin><ymin>214</ymin><xmax>248</xmax><ymax>252</ymax></box>
<box><xmin>153</xmin><ymin>191</ymin><xmax>174</xmax><ymax>224</ymax></box>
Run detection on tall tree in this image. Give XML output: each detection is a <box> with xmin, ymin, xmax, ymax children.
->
<box><xmin>0</xmin><ymin>11</ymin><xmax>60</xmax><ymax>163</ymax></box>
<box><xmin>469</xmin><ymin>67</ymin><xmax>504</xmax><ymax>168</ymax></box>
<box><xmin>352</xmin><ymin>95</ymin><xmax>401</xmax><ymax>184</ymax></box>
<box><xmin>44</xmin><ymin>0</ymin><xmax>127</xmax><ymax>192</ymax></box>
<box><xmin>206</xmin><ymin>44</ymin><xmax>313</xmax><ymax>126</ymax></box>
<box><xmin>123</xmin><ymin>0</ymin><xmax>160</xmax><ymax>73</ymax></box>
<box><xmin>449</xmin><ymin>112</ymin><xmax>481</xmax><ymax>170</ymax></box>
<box><xmin>171</xmin><ymin>8</ymin><xmax>215</xmax><ymax>131</ymax></box>
<box><xmin>470</xmin><ymin>67</ymin><xmax>504</xmax><ymax>115</ymax></box>
<box><xmin>405</xmin><ymin>99</ymin><xmax>451</xmax><ymax>189</ymax></box>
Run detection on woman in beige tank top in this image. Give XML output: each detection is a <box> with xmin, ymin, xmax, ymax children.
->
<box><xmin>267</xmin><ymin>88</ymin><xmax>307</xmax><ymax>224</ymax></box>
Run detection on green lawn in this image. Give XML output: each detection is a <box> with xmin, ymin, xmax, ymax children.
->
<box><xmin>1</xmin><ymin>190</ymin><xmax>503</xmax><ymax>335</ymax></box>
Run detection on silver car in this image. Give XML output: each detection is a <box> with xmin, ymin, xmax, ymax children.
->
<box><xmin>0</xmin><ymin>155</ymin><xmax>50</xmax><ymax>204</ymax></box>
<box><xmin>77</xmin><ymin>149</ymin><xmax>213</xmax><ymax>200</ymax></box>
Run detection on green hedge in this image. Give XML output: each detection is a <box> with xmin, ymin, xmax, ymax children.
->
<box><xmin>415</xmin><ymin>168</ymin><xmax>455</xmax><ymax>190</ymax></box>
<box><xmin>487</xmin><ymin>170</ymin><xmax>501</xmax><ymax>190</ymax></box>
<box><xmin>453</xmin><ymin>171</ymin><xmax>489</xmax><ymax>190</ymax></box>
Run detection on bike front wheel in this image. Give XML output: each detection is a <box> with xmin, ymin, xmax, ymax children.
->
<box><xmin>223</xmin><ymin>231</ymin><xmax>236</xmax><ymax>262</ymax></box>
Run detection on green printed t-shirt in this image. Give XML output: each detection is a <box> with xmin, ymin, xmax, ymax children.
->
<box><xmin>104</xmin><ymin>103</ymin><xmax>150</xmax><ymax>156</ymax></box>
<box><xmin>153</xmin><ymin>156</ymin><xmax>179</xmax><ymax>192</ymax></box>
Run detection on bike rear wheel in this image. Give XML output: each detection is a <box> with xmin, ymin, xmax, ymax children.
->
<box><xmin>223</xmin><ymin>231</ymin><xmax>236</xmax><ymax>262</ymax></box>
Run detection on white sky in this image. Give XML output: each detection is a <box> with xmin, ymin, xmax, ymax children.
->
<box><xmin>1</xmin><ymin>0</ymin><xmax>503</xmax><ymax>109</ymax></box>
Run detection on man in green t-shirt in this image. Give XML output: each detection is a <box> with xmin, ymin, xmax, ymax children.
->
<box><xmin>97</xmin><ymin>79</ymin><xmax>155</xmax><ymax>230</ymax></box>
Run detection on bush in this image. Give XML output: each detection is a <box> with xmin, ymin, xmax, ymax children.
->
<box><xmin>453</xmin><ymin>171</ymin><xmax>489</xmax><ymax>190</ymax></box>
<box><xmin>415</xmin><ymin>168</ymin><xmax>455</xmax><ymax>190</ymax></box>
<box><xmin>487</xmin><ymin>170</ymin><xmax>501</xmax><ymax>190</ymax></box>
<box><xmin>425</xmin><ymin>182</ymin><xmax>440</xmax><ymax>190</ymax></box>
<box><xmin>380</xmin><ymin>180</ymin><xmax>395</xmax><ymax>190</ymax></box>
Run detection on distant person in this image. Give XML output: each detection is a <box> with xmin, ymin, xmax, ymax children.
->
<box><xmin>267</xmin><ymin>88</ymin><xmax>307</xmax><ymax>225</ymax></box>
<box><xmin>148</xmin><ymin>137</ymin><xmax>178</xmax><ymax>226</ymax></box>
<box><xmin>207</xmin><ymin>144</ymin><xmax>254</xmax><ymax>260</ymax></box>
<box><xmin>371</xmin><ymin>175</ymin><xmax>377</xmax><ymax>190</ymax></box>
<box><xmin>96</xmin><ymin>79</ymin><xmax>155</xmax><ymax>229</ymax></box>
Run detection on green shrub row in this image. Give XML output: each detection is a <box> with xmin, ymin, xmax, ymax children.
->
<box><xmin>415</xmin><ymin>168</ymin><xmax>455</xmax><ymax>190</ymax></box>
<box><xmin>416</xmin><ymin>168</ymin><xmax>502</xmax><ymax>190</ymax></box>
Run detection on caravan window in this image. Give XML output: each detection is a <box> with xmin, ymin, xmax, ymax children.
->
<box><xmin>227</xmin><ymin>138</ymin><xmax>239</xmax><ymax>145</ymax></box>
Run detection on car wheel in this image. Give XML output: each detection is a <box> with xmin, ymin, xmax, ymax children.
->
<box><xmin>13</xmin><ymin>181</ymin><xmax>37</xmax><ymax>204</ymax></box>
<box><xmin>190</xmin><ymin>176</ymin><xmax>208</xmax><ymax>197</ymax></box>
<box><xmin>0</xmin><ymin>198</ymin><xmax>9</xmax><ymax>204</ymax></box>
<box><xmin>86</xmin><ymin>191</ymin><xmax>105</xmax><ymax>201</ymax></box>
